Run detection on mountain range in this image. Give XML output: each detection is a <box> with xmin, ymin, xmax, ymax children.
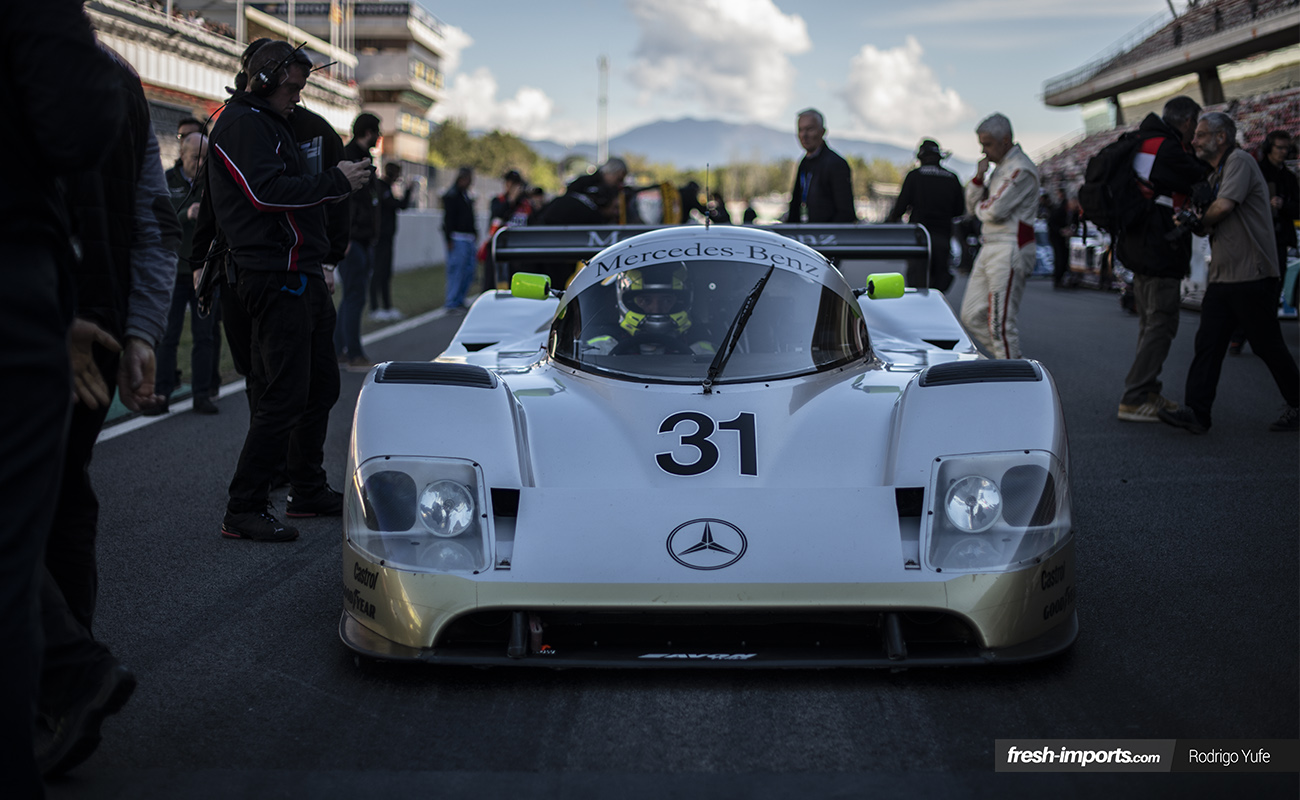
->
<box><xmin>518</xmin><ymin>117</ymin><xmax>976</xmax><ymax>178</ymax></box>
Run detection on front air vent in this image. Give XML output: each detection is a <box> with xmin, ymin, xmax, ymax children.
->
<box><xmin>919</xmin><ymin>360</ymin><xmax>1039</xmax><ymax>387</ymax></box>
<box><xmin>922</xmin><ymin>339</ymin><xmax>959</xmax><ymax>351</ymax></box>
<box><xmin>894</xmin><ymin>487</ymin><xmax>925</xmax><ymax>518</ymax></box>
<box><xmin>377</xmin><ymin>362</ymin><xmax>497</xmax><ymax>388</ymax></box>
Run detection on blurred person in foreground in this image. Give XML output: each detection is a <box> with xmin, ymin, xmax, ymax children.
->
<box><xmin>788</xmin><ymin>108</ymin><xmax>855</xmax><ymax>223</ymax></box>
<box><xmin>39</xmin><ymin>36</ymin><xmax>180</xmax><ymax>779</ymax></box>
<box><xmin>152</xmin><ymin>131</ymin><xmax>220</xmax><ymax>415</ymax></box>
<box><xmin>887</xmin><ymin>138</ymin><xmax>966</xmax><ymax>291</ymax></box>
<box><xmin>1112</xmin><ymin>96</ymin><xmax>1208</xmax><ymax>423</ymax></box>
<box><xmin>1158</xmin><ymin>112</ymin><xmax>1299</xmax><ymax>434</ymax></box>
<box><xmin>0</xmin><ymin>2</ymin><xmax>122</xmax><ymax>792</ymax></box>
<box><xmin>207</xmin><ymin>39</ymin><xmax>370</xmax><ymax>541</ymax></box>
<box><xmin>961</xmin><ymin>113</ymin><xmax>1039</xmax><ymax>359</ymax></box>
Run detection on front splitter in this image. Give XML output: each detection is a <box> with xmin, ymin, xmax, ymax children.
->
<box><xmin>339</xmin><ymin>610</ymin><xmax>1078</xmax><ymax>668</ymax></box>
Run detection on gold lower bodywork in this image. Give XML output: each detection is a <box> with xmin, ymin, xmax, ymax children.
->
<box><xmin>342</xmin><ymin>538</ymin><xmax>1076</xmax><ymax>662</ymax></box>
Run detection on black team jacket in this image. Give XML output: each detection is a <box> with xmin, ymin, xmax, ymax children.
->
<box><xmin>207</xmin><ymin>91</ymin><xmax>351</xmax><ymax>277</ymax></box>
<box><xmin>189</xmin><ymin>105</ymin><xmax>350</xmax><ymax>275</ymax></box>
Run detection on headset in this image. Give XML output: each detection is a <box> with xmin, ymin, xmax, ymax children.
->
<box><xmin>246</xmin><ymin>40</ymin><xmax>309</xmax><ymax>98</ymax></box>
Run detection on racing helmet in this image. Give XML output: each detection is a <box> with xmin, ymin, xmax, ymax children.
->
<box><xmin>616</xmin><ymin>264</ymin><xmax>692</xmax><ymax>337</ymax></box>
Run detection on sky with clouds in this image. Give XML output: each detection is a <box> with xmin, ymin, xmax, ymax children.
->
<box><xmin>422</xmin><ymin>0</ymin><xmax>1178</xmax><ymax>162</ymax></box>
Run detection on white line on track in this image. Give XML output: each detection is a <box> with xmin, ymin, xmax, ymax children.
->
<box><xmin>96</xmin><ymin>305</ymin><xmax>456</xmax><ymax>443</ymax></box>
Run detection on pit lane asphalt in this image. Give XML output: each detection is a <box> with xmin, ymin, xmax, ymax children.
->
<box><xmin>47</xmin><ymin>277</ymin><xmax>1298</xmax><ymax>799</ymax></box>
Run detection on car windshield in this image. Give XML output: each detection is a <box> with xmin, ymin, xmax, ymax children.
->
<box><xmin>550</xmin><ymin>257</ymin><xmax>869</xmax><ymax>385</ymax></box>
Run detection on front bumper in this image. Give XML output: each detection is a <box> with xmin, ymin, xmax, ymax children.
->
<box><xmin>339</xmin><ymin>539</ymin><xmax>1077</xmax><ymax>668</ymax></box>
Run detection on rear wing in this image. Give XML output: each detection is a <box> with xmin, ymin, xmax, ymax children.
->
<box><xmin>491</xmin><ymin>223</ymin><xmax>932</xmax><ymax>264</ymax></box>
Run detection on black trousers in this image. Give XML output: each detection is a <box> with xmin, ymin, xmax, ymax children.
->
<box><xmin>45</xmin><ymin>346</ymin><xmax>117</xmax><ymax>631</ymax></box>
<box><xmin>370</xmin><ymin>235</ymin><xmax>395</xmax><ymax>310</ymax></box>
<box><xmin>0</xmin><ymin>244</ymin><xmax>73</xmax><ymax>794</ymax></box>
<box><xmin>40</xmin><ymin>327</ymin><xmax>120</xmax><ymax>720</ymax></box>
<box><xmin>1185</xmin><ymin>277</ymin><xmax>1300</xmax><ymax>427</ymax></box>
<box><xmin>227</xmin><ymin>271</ymin><xmax>339</xmax><ymax>513</ymax></box>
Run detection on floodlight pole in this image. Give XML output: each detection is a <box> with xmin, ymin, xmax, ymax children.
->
<box><xmin>597</xmin><ymin>55</ymin><xmax>608</xmax><ymax>165</ymax></box>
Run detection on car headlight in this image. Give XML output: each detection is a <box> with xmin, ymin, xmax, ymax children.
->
<box><xmin>926</xmin><ymin>451</ymin><xmax>1070</xmax><ymax>573</ymax></box>
<box><xmin>347</xmin><ymin>457</ymin><xmax>489</xmax><ymax>573</ymax></box>
<box><xmin>944</xmin><ymin>476</ymin><xmax>1001</xmax><ymax>533</ymax></box>
<box><xmin>419</xmin><ymin>480</ymin><xmax>475</xmax><ymax>537</ymax></box>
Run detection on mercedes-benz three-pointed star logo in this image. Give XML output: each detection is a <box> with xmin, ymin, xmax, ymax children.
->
<box><xmin>667</xmin><ymin>519</ymin><xmax>747</xmax><ymax>570</ymax></box>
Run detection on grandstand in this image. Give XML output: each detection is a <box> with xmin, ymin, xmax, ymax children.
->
<box><xmin>1038</xmin><ymin>0</ymin><xmax>1300</xmax><ymax>192</ymax></box>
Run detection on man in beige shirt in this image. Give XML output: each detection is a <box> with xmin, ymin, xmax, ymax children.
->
<box><xmin>1159</xmin><ymin>111</ymin><xmax>1299</xmax><ymax>434</ymax></box>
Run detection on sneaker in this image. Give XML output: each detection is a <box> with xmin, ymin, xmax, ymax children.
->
<box><xmin>37</xmin><ymin>657</ymin><xmax>136</xmax><ymax>777</ymax></box>
<box><xmin>384</xmin><ymin>308</ymin><xmax>405</xmax><ymax>321</ymax></box>
<box><xmin>222</xmin><ymin>510</ymin><xmax>299</xmax><ymax>541</ymax></box>
<box><xmin>1269</xmin><ymin>406</ymin><xmax>1299</xmax><ymax>432</ymax></box>
<box><xmin>286</xmin><ymin>485</ymin><xmax>343</xmax><ymax>517</ymax></box>
<box><xmin>1157</xmin><ymin>405</ymin><xmax>1208</xmax><ymax>434</ymax></box>
<box><xmin>369</xmin><ymin>309</ymin><xmax>387</xmax><ymax>321</ymax></box>
<box><xmin>1118</xmin><ymin>397</ymin><xmax>1164</xmax><ymax>423</ymax></box>
<box><xmin>140</xmin><ymin>400</ymin><xmax>169</xmax><ymax>417</ymax></box>
<box><xmin>193</xmin><ymin>395</ymin><xmax>219</xmax><ymax>415</ymax></box>
<box><xmin>1228</xmin><ymin>341</ymin><xmax>1243</xmax><ymax>356</ymax></box>
<box><xmin>345</xmin><ymin>356</ymin><xmax>374</xmax><ymax>373</ymax></box>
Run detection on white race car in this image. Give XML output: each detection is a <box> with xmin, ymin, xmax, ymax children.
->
<box><xmin>340</xmin><ymin>223</ymin><xmax>1076</xmax><ymax>667</ymax></box>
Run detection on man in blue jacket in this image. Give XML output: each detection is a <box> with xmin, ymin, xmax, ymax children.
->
<box><xmin>208</xmin><ymin>40</ymin><xmax>369</xmax><ymax>542</ymax></box>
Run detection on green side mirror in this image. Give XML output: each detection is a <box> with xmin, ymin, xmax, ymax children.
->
<box><xmin>511</xmin><ymin>272</ymin><xmax>552</xmax><ymax>300</ymax></box>
<box><xmin>865</xmin><ymin>272</ymin><xmax>905</xmax><ymax>300</ymax></box>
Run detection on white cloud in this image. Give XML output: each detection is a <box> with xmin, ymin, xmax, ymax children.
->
<box><xmin>438</xmin><ymin>24</ymin><xmax>473</xmax><ymax>76</ymax></box>
<box><xmin>627</xmin><ymin>0</ymin><xmax>811</xmax><ymax>123</ymax></box>
<box><xmin>428</xmin><ymin>24</ymin><xmax>584</xmax><ymax>143</ymax></box>
<box><xmin>430</xmin><ymin>67</ymin><xmax>586</xmax><ymax>143</ymax></box>
<box><xmin>838</xmin><ymin>36</ymin><xmax>974</xmax><ymax>148</ymax></box>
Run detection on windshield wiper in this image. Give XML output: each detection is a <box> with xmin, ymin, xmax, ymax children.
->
<box><xmin>703</xmin><ymin>265</ymin><xmax>774</xmax><ymax>394</ymax></box>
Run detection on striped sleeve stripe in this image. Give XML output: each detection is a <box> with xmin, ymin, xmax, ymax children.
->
<box><xmin>214</xmin><ymin>141</ymin><xmax>349</xmax><ymax>212</ymax></box>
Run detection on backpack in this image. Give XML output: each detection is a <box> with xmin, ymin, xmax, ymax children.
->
<box><xmin>1077</xmin><ymin>131</ymin><xmax>1156</xmax><ymax>233</ymax></box>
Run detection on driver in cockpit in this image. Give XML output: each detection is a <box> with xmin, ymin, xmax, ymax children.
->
<box><xmin>584</xmin><ymin>264</ymin><xmax>716</xmax><ymax>356</ymax></box>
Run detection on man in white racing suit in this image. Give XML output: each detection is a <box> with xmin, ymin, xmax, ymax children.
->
<box><xmin>962</xmin><ymin>113</ymin><xmax>1040</xmax><ymax>359</ymax></box>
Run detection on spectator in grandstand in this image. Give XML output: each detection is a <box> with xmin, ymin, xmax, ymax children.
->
<box><xmin>1113</xmin><ymin>96</ymin><xmax>1210</xmax><ymax>423</ymax></box>
<box><xmin>788</xmin><ymin>108</ymin><xmax>856</xmax><ymax>223</ymax></box>
<box><xmin>887</xmin><ymin>138</ymin><xmax>966</xmax><ymax>291</ymax></box>
<box><xmin>335</xmin><ymin>112</ymin><xmax>382</xmax><ymax>371</ymax></box>
<box><xmin>961</xmin><ymin>113</ymin><xmax>1039</xmax><ymax>359</ymax></box>
<box><xmin>151</xmin><ymin>131</ymin><xmax>219</xmax><ymax>416</ymax></box>
<box><xmin>1159</xmin><ymin>111</ymin><xmax>1299</xmax><ymax>434</ymax></box>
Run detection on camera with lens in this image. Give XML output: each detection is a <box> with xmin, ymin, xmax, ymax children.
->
<box><xmin>1165</xmin><ymin>181</ymin><xmax>1217</xmax><ymax>241</ymax></box>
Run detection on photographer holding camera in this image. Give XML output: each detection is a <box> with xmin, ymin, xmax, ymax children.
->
<box><xmin>1158</xmin><ymin>111</ymin><xmax>1299</xmax><ymax>434</ymax></box>
<box><xmin>1114</xmin><ymin>96</ymin><xmax>1210</xmax><ymax>423</ymax></box>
